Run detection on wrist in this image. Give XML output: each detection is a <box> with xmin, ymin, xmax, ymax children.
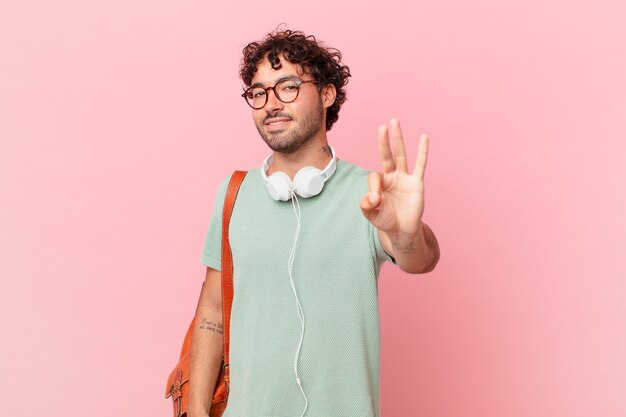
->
<box><xmin>386</xmin><ymin>220</ymin><xmax>425</xmax><ymax>243</ymax></box>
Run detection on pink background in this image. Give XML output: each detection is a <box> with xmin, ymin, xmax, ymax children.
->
<box><xmin>1</xmin><ymin>0</ymin><xmax>625</xmax><ymax>416</ymax></box>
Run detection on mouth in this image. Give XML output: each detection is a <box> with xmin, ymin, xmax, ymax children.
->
<box><xmin>264</xmin><ymin>117</ymin><xmax>292</xmax><ymax>129</ymax></box>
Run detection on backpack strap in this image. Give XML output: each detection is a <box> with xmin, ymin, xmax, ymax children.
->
<box><xmin>221</xmin><ymin>170</ymin><xmax>248</xmax><ymax>377</ymax></box>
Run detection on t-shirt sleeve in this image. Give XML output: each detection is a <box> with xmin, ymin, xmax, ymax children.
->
<box><xmin>369</xmin><ymin>217</ymin><xmax>398</xmax><ymax>266</ymax></box>
<box><xmin>199</xmin><ymin>175</ymin><xmax>231</xmax><ymax>271</ymax></box>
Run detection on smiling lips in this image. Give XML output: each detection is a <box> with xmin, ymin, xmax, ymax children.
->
<box><xmin>264</xmin><ymin>117</ymin><xmax>292</xmax><ymax>129</ymax></box>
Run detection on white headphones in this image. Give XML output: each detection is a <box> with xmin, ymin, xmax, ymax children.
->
<box><xmin>261</xmin><ymin>146</ymin><xmax>337</xmax><ymax>201</ymax></box>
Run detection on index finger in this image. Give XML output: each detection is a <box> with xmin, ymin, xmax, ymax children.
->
<box><xmin>378</xmin><ymin>124</ymin><xmax>396</xmax><ymax>174</ymax></box>
<box><xmin>389</xmin><ymin>119</ymin><xmax>408</xmax><ymax>173</ymax></box>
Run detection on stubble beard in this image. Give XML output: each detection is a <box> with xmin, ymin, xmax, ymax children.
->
<box><xmin>256</xmin><ymin>102</ymin><xmax>324</xmax><ymax>154</ymax></box>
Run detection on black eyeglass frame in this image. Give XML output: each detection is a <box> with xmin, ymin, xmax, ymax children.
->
<box><xmin>241</xmin><ymin>79</ymin><xmax>320</xmax><ymax>109</ymax></box>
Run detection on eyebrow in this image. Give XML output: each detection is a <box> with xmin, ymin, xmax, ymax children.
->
<box><xmin>250</xmin><ymin>75</ymin><xmax>301</xmax><ymax>88</ymax></box>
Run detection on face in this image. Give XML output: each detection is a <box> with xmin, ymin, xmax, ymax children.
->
<box><xmin>248</xmin><ymin>54</ymin><xmax>332</xmax><ymax>154</ymax></box>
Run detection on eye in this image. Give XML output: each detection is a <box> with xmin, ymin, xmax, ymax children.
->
<box><xmin>252</xmin><ymin>90</ymin><xmax>266</xmax><ymax>98</ymax></box>
<box><xmin>278</xmin><ymin>80</ymin><xmax>299</xmax><ymax>91</ymax></box>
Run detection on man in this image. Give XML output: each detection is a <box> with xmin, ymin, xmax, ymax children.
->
<box><xmin>188</xmin><ymin>29</ymin><xmax>440</xmax><ymax>417</ymax></box>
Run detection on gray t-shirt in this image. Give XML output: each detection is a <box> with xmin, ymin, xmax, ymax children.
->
<box><xmin>200</xmin><ymin>158</ymin><xmax>397</xmax><ymax>417</ymax></box>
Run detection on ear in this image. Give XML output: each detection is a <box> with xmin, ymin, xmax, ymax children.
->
<box><xmin>320</xmin><ymin>84</ymin><xmax>337</xmax><ymax>109</ymax></box>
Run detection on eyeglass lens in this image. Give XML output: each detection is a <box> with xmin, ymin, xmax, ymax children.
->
<box><xmin>245</xmin><ymin>79</ymin><xmax>301</xmax><ymax>109</ymax></box>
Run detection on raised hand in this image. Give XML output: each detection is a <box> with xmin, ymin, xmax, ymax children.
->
<box><xmin>360</xmin><ymin>119</ymin><xmax>428</xmax><ymax>238</ymax></box>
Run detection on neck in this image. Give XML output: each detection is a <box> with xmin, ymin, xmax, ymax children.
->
<box><xmin>266</xmin><ymin>138</ymin><xmax>334</xmax><ymax>180</ymax></box>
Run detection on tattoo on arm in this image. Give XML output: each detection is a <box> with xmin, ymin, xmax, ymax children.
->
<box><xmin>199</xmin><ymin>317</ymin><xmax>224</xmax><ymax>334</ymax></box>
<box><xmin>392</xmin><ymin>240</ymin><xmax>417</xmax><ymax>255</ymax></box>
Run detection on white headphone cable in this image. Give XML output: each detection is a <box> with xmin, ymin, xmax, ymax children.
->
<box><xmin>288</xmin><ymin>186</ymin><xmax>308</xmax><ymax>417</ymax></box>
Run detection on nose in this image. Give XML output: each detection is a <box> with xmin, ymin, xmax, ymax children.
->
<box><xmin>265</xmin><ymin>87</ymin><xmax>284</xmax><ymax>112</ymax></box>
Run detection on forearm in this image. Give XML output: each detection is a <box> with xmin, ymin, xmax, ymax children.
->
<box><xmin>387</xmin><ymin>221</ymin><xmax>440</xmax><ymax>274</ymax></box>
<box><xmin>188</xmin><ymin>305</ymin><xmax>224</xmax><ymax>416</ymax></box>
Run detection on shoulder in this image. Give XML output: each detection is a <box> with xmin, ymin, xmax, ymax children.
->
<box><xmin>211</xmin><ymin>172</ymin><xmax>239</xmax><ymax>206</ymax></box>
<box><xmin>335</xmin><ymin>159</ymin><xmax>374</xmax><ymax>189</ymax></box>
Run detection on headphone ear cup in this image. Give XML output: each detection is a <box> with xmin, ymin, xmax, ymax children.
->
<box><xmin>293</xmin><ymin>167</ymin><xmax>324</xmax><ymax>198</ymax></box>
<box><xmin>265</xmin><ymin>171</ymin><xmax>294</xmax><ymax>201</ymax></box>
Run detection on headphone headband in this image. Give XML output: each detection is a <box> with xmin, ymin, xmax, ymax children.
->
<box><xmin>261</xmin><ymin>146</ymin><xmax>338</xmax><ymax>201</ymax></box>
<box><xmin>261</xmin><ymin>146</ymin><xmax>337</xmax><ymax>181</ymax></box>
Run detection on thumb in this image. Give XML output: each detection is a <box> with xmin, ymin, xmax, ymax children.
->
<box><xmin>360</xmin><ymin>171</ymin><xmax>382</xmax><ymax>223</ymax></box>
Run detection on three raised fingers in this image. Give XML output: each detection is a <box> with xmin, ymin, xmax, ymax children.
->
<box><xmin>379</xmin><ymin>118</ymin><xmax>427</xmax><ymax>177</ymax></box>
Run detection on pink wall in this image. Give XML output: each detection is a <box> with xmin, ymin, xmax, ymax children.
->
<box><xmin>1</xmin><ymin>0</ymin><xmax>624</xmax><ymax>416</ymax></box>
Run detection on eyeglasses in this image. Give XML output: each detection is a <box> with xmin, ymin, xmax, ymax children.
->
<box><xmin>241</xmin><ymin>79</ymin><xmax>320</xmax><ymax>109</ymax></box>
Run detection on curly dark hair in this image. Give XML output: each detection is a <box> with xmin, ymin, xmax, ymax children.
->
<box><xmin>240</xmin><ymin>28</ymin><xmax>351</xmax><ymax>131</ymax></box>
